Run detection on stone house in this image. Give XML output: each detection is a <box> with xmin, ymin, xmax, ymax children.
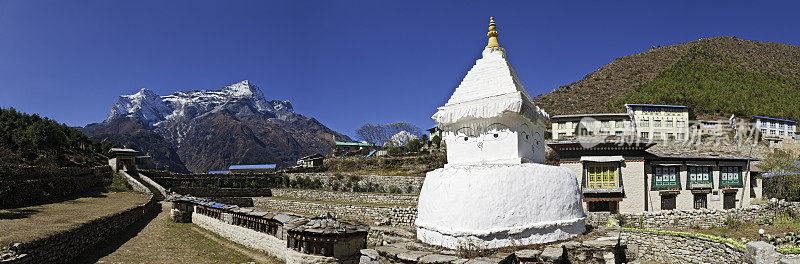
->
<box><xmin>296</xmin><ymin>154</ymin><xmax>324</xmax><ymax>168</ymax></box>
<box><xmin>549</xmin><ymin>139</ymin><xmax>762</xmax><ymax>213</ymax></box>
<box><xmin>109</xmin><ymin>148</ymin><xmax>139</xmax><ymax>172</ymax></box>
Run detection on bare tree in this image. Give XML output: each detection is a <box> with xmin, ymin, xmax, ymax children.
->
<box><xmin>355</xmin><ymin>122</ymin><xmax>423</xmax><ymax>146</ymax></box>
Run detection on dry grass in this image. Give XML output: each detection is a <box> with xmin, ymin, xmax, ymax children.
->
<box><xmin>0</xmin><ymin>192</ymin><xmax>150</xmax><ymax>249</ymax></box>
<box><xmin>91</xmin><ymin>202</ymin><xmax>282</xmax><ymax>264</ymax></box>
<box><xmin>680</xmin><ymin>216</ymin><xmax>800</xmax><ymax>240</ymax></box>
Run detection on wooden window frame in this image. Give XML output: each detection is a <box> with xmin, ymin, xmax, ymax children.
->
<box><xmin>652</xmin><ymin>165</ymin><xmax>680</xmax><ymax>190</ymax></box>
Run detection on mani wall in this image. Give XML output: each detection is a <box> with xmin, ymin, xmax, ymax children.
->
<box><xmin>1</xmin><ymin>197</ymin><xmax>157</xmax><ymax>264</ymax></box>
<box><xmin>0</xmin><ymin>165</ymin><xmax>113</xmax><ymax>208</ymax></box>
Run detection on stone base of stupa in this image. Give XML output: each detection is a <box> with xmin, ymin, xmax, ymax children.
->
<box><xmin>414</xmin><ymin>163</ymin><xmax>586</xmax><ymax>249</ymax></box>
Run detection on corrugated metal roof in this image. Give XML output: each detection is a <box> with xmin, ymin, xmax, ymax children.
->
<box><xmin>335</xmin><ymin>141</ymin><xmax>375</xmax><ymax>147</ymax></box>
<box><xmin>208</xmin><ymin>170</ymin><xmax>230</xmax><ymax>174</ymax></box>
<box><xmin>752</xmin><ymin>116</ymin><xmax>797</xmax><ymax>123</ymax></box>
<box><xmin>625</xmin><ymin>103</ymin><xmax>691</xmax><ymax>109</ymax></box>
<box><xmin>228</xmin><ymin>164</ymin><xmax>276</xmax><ymax>170</ymax></box>
<box><xmin>551</xmin><ymin>113</ymin><xmax>630</xmax><ymax>119</ymax></box>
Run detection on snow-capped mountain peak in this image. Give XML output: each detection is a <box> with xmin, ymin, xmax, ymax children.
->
<box><xmin>105</xmin><ymin>87</ymin><xmax>171</xmax><ymax>126</ymax></box>
<box><xmin>105</xmin><ymin>81</ymin><xmax>295</xmax><ymax>127</ymax></box>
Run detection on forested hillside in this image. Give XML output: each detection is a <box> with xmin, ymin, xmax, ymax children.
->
<box><xmin>0</xmin><ymin>107</ymin><xmax>108</xmax><ymax>167</ymax></box>
<box><xmin>534</xmin><ymin>36</ymin><xmax>800</xmax><ymax>122</ymax></box>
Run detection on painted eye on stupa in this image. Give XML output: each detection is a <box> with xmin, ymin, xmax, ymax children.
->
<box><xmin>454</xmin><ymin>127</ymin><xmax>476</xmax><ymax>143</ymax></box>
<box><xmin>485</xmin><ymin>123</ymin><xmax>509</xmax><ymax>141</ymax></box>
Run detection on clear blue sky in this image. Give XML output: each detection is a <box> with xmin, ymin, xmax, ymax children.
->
<box><xmin>1</xmin><ymin>1</ymin><xmax>799</xmax><ymax>138</ymax></box>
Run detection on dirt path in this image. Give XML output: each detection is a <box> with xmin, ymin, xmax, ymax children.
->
<box><xmin>190</xmin><ymin>226</ymin><xmax>278</xmax><ymax>264</ymax></box>
<box><xmin>74</xmin><ymin>202</ymin><xmax>282</xmax><ymax>264</ymax></box>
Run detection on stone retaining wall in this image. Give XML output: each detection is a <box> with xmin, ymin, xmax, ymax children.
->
<box><xmin>253</xmin><ymin>198</ymin><xmax>416</xmax><ymax>226</ymax></box>
<box><xmin>271</xmin><ymin>189</ymin><xmax>418</xmax><ymax>206</ymax></box>
<box><xmin>620</xmin><ymin>201</ymin><xmax>799</xmax><ymax>229</ymax></box>
<box><xmin>0</xmin><ymin>165</ymin><xmax>112</xmax><ymax>208</ymax></box>
<box><xmin>621</xmin><ymin>230</ymin><xmax>744</xmax><ymax>264</ymax></box>
<box><xmin>285</xmin><ymin>173</ymin><xmax>425</xmax><ymax>195</ymax></box>
<box><xmin>171</xmin><ymin>187</ymin><xmax>272</xmax><ymax>197</ymax></box>
<box><xmin>1</xmin><ymin>197</ymin><xmax>157</xmax><ymax>264</ymax></box>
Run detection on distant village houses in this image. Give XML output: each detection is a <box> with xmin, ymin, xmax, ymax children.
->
<box><xmin>551</xmin><ymin>113</ymin><xmax>632</xmax><ymax>140</ymax></box>
<box><xmin>626</xmin><ymin>104</ymin><xmax>690</xmax><ymax>141</ymax></box>
<box><xmin>296</xmin><ymin>154</ymin><xmax>324</xmax><ymax>168</ymax></box>
<box><xmin>333</xmin><ymin>141</ymin><xmax>380</xmax><ymax>156</ymax></box>
<box><xmin>752</xmin><ymin>116</ymin><xmax>797</xmax><ymax>140</ymax></box>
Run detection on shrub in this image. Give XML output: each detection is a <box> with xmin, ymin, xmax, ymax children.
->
<box><xmin>108</xmin><ymin>174</ymin><xmax>131</xmax><ymax>192</ymax></box>
<box><xmin>406</xmin><ymin>139</ymin><xmax>423</xmax><ymax>152</ymax></box>
<box><xmin>388</xmin><ymin>185</ymin><xmax>402</xmax><ymax>194</ymax></box>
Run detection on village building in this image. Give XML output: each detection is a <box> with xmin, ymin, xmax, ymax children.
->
<box><xmin>626</xmin><ymin>104</ymin><xmax>690</xmax><ymax>141</ymax></box>
<box><xmin>415</xmin><ymin>18</ymin><xmax>585</xmax><ymax>249</ymax></box>
<box><xmin>295</xmin><ymin>154</ymin><xmax>324</xmax><ymax>168</ymax></box>
<box><xmin>551</xmin><ymin>113</ymin><xmax>632</xmax><ymax>139</ymax></box>
<box><xmin>752</xmin><ymin>116</ymin><xmax>797</xmax><ymax>140</ymax></box>
<box><xmin>426</xmin><ymin>126</ymin><xmax>442</xmax><ymax>141</ymax></box>
<box><xmin>333</xmin><ymin>141</ymin><xmax>377</xmax><ymax>156</ymax></box>
<box><xmin>549</xmin><ymin>139</ymin><xmax>762</xmax><ymax>213</ymax></box>
<box><xmin>109</xmin><ymin>148</ymin><xmax>139</xmax><ymax>172</ymax></box>
<box><xmin>228</xmin><ymin>164</ymin><xmax>276</xmax><ymax>173</ymax></box>
<box><xmin>692</xmin><ymin>119</ymin><xmax>734</xmax><ymax>138</ymax></box>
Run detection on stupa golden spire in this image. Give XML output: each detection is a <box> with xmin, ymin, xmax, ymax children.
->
<box><xmin>486</xmin><ymin>17</ymin><xmax>501</xmax><ymax>48</ymax></box>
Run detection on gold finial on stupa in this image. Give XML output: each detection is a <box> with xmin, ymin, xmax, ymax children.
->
<box><xmin>486</xmin><ymin>17</ymin><xmax>501</xmax><ymax>48</ymax></box>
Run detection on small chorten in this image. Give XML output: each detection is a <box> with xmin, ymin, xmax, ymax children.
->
<box><xmin>415</xmin><ymin>17</ymin><xmax>586</xmax><ymax>249</ymax></box>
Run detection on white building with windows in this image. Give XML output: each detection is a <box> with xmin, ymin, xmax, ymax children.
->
<box><xmin>626</xmin><ymin>104</ymin><xmax>690</xmax><ymax>141</ymax></box>
<box><xmin>550</xmin><ymin>113</ymin><xmax>632</xmax><ymax>139</ymax></box>
<box><xmin>549</xmin><ymin>140</ymin><xmax>762</xmax><ymax>213</ymax></box>
<box><xmin>751</xmin><ymin>116</ymin><xmax>796</xmax><ymax>140</ymax></box>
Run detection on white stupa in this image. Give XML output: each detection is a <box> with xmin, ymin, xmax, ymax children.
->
<box><xmin>415</xmin><ymin>18</ymin><xmax>586</xmax><ymax>249</ymax></box>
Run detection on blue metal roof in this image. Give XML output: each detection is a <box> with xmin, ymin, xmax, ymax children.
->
<box><xmin>228</xmin><ymin>164</ymin><xmax>276</xmax><ymax>170</ymax></box>
<box><xmin>752</xmin><ymin>116</ymin><xmax>797</xmax><ymax>123</ymax></box>
<box><xmin>208</xmin><ymin>170</ymin><xmax>230</xmax><ymax>174</ymax></box>
<box><xmin>335</xmin><ymin>141</ymin><xmax>375</xmax><ymax>147</ymax></box>
<box><xmin>625</xmin><ymin>103</ymin><xmax>691</xmax><ymax>109</ymax></box>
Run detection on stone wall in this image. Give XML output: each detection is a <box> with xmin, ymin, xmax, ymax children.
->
<box><xmin>1</xmin><ymin>197</ymin><xmax>157</xmax><ymax>264</ymax></box>
<box><xmin>271</xmin><ymin>189</ymin><xmax>418</xmax><ymax>206</ymax></box>
<box><xmin>0</xmin><ymin>165</ymin><xmax>113</xmax><ymax>208</ymax></box>
<box><xmin>619</xmin><ymin>201</ymin><xmax>799</xmax><ymax>229</ymax></box>
<box><xmin>253</xmin><ymin>198</ymin><xmax>416</xmax><ymax>226</ymax></box>
<box><xmin>621</xmin><ymin>229</ymin><xmax>744</xmax><ymax>264</ymax></box>
<box><xmin>171</xmin><ymin>187</ymin><xmax>272</xmax><ymax>197</ymax></box>
<box><xmin>284</xmin><ymin>173</ymin><xmax>425</xmax><ymax>195</ymax></box>
<box><xmin>141</xmin><ymin>170</ymin><xmax>283</xmax><ymax>189</ymax></box>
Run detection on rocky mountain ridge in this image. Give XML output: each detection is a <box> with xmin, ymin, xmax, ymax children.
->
<box><xmin>85</xmin><ymin>80</ymin><xmax>350</xmax><ymax>173</ymax></box>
